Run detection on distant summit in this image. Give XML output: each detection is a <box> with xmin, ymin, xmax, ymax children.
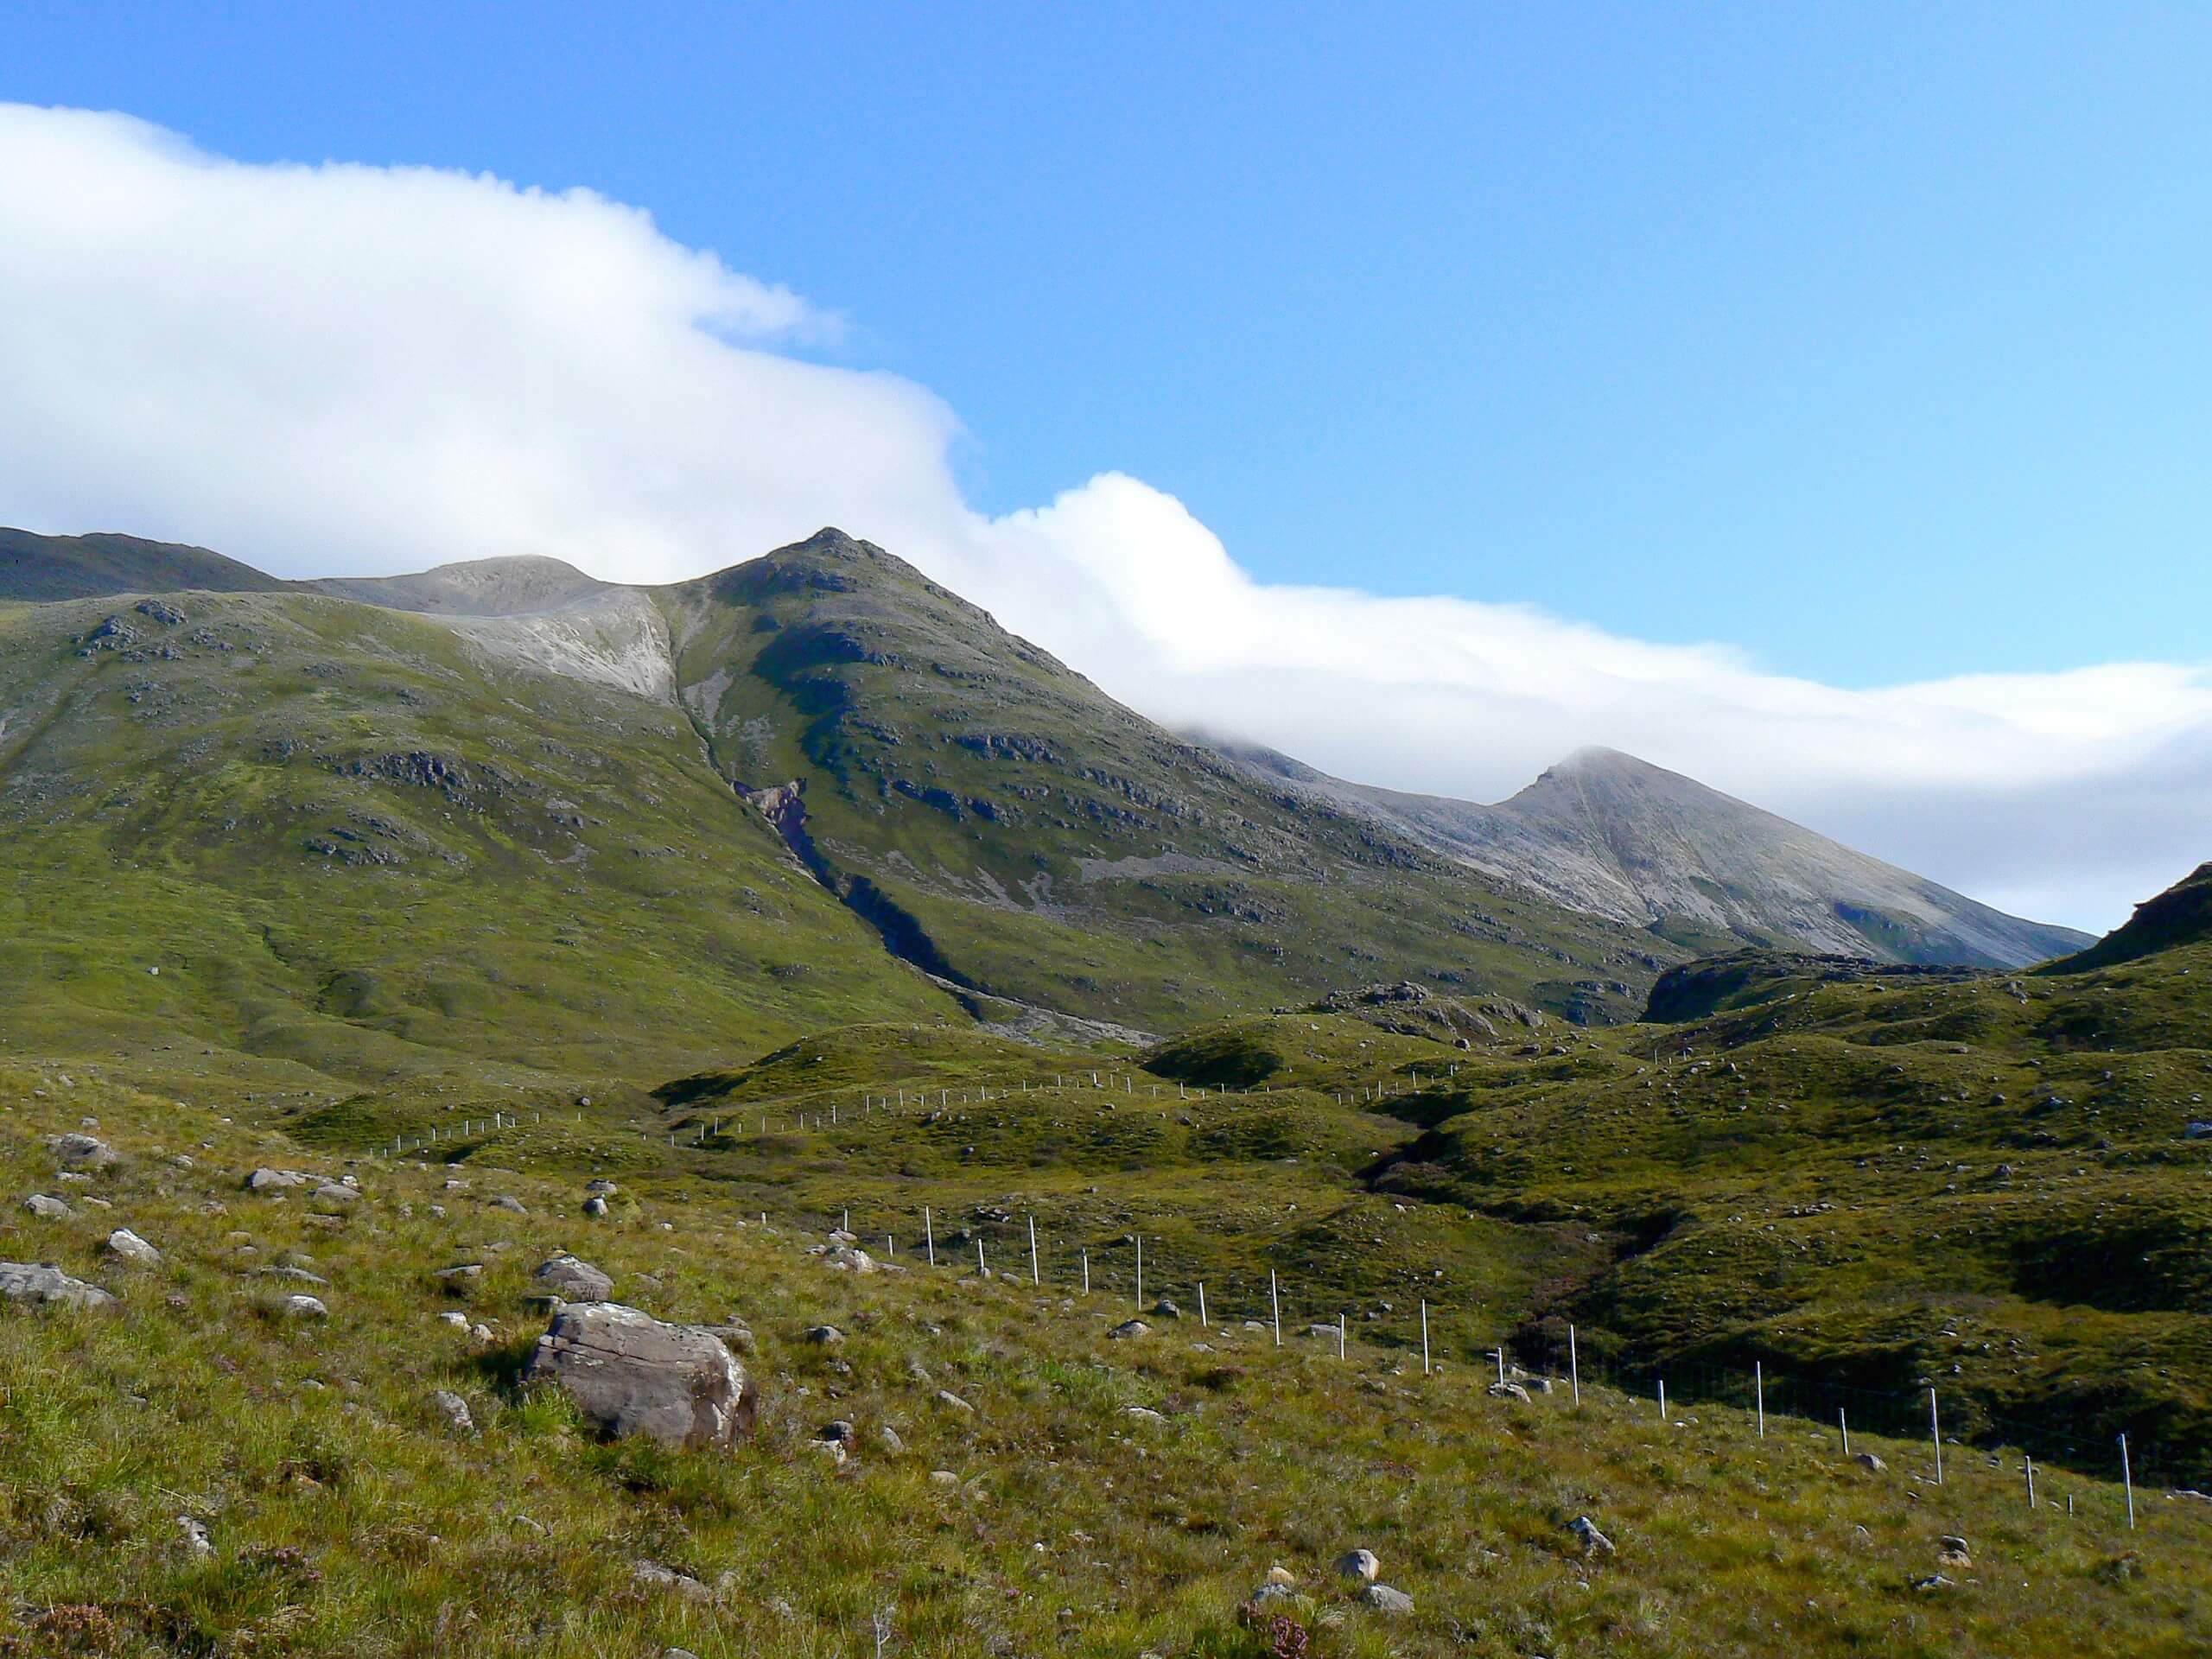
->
<box><xmin>1223</xmin><ymin>741</ymin><xmax>2090</xmax><ymax>970</ymax></box>
<box><xmin>0</xmin><ymin>527</ymin><xmax>283</xmax><ymax>601</ymax></box>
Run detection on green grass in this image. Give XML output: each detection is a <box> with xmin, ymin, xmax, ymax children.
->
<box><xmin>0</xmin><ymin>1062</ymin><xmax>2199</xmax><ymax>1658</ymax></box>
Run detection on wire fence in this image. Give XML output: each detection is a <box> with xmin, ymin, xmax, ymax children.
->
<box><xmin>373</xmin><ymin>1067</ymin><xmax>2212</xmax><ymax>1503</ymax></box>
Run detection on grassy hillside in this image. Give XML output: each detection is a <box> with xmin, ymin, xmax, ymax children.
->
<box><xmin>657</xmin><ymin>531</ymin><xmax>1674</xmax><ymax>1031</ymax></box>
<box><xmin>0</xmin><ymin>1061</ymin><xmax>2198</xmax><ymax>1658</ymax></box>
<box><xmin>0</xmin><ymin>588</ymin><xmax>960</xmax><ymax>1099</ymax></box>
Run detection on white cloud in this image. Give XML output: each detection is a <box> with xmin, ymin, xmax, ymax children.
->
<box><xmin>1</xmin><ymin>104</ymin><xmax>2203</xmax><ymax>933</ymax></box>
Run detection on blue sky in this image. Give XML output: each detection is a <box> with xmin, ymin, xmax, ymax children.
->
<box><xmin>13</xmin><ymin>3</ymin><xmax>2209</xmax><ymax>690</ymax></box>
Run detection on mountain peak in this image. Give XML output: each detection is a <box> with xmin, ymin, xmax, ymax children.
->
<box><xmin>2046</xmin><ymin>861</ymin><xmax>2212</xmax><ymax>973</ymax></box>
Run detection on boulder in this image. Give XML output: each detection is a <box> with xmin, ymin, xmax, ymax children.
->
<box><xmin>1335</xmin><ymin>1548</ymin><xmax>1380</xmax><ymax>1582</ymax></box>
<box><xmin>524</xmin><ymin>1302</ymin><xmax>755</xmax><ymax>1451</ymax></box>
<box><xmin>1363</xmin><ymin>1584</ymin><xmax>1414</xmax><ymax>1615</ymax></box>
<box><xmin>310</xmin><ymin>1183</ymin><xmax>359</xmax><ymax>1207</ymax></box>
<box><xmin>48</xmin><ymin>1133</ymin><xmax>117</xmax><ymax>1169</ymax></box>
<box><xmin>104</xmin><ymin>1229</ymin><xmax>161</xmax><ymax>1266</ymax></box>
<box><xmin>1488</xmin><ymin>1381</ymin><xmax>1532</xmax><ymax>1402</ymax></box>
<box><xmin>583</xmin><ymin>1196</ymin><xmax>610</xmax><ymax>1218</ymax></box>
<box><xmin>0</xmin><ymin>1262</ymin><xmax>115</xmax><ymax>1309</ymax></box>
<box><xmin>430</xmin><ymin>1389</ymin><xmax>474</xmax><ymax>1433</ymax></box>
<box><xmin>1853</xmin><ymin>1452</ymin><xmax>1888</xmax><ymax>1473</ymax></box>
<box><xmin>246</xmin><ymin>1167</ymin><xmax>310</xmax><ymax>1192</ymax></box>
<box><xmin>1107</xmin><ymin>1319</ymin><xmax>1151</xmax><ymax>1340</ymax></box>
<box><xmin>804</xmin><ymin>1324</ymin><xmax>844</xmax><ymax>1345</ymax></box>
<box><xmin>281</xmin><ymin>1294</ymin><xmax>329</xmax><ymax>1319</ymax></box>
<box><xmin>22</xmin><ymin>1194</ymin><xmax>71</xmax><ymax>1220</ymax></box>
<box><xmin>531</xmin><ymin>1254</ymin><xmax>613</xmax><ymax>1301</ymax></box>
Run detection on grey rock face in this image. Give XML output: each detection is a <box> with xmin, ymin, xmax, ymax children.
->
<box><xmin>531</xmin><ymin>1253</ymin><xmax>613</xmax><ymax>1301</ymax></box>
<box><xmin>524</xmin><ymin>1302</ymin><xmax>755</xmax><ymax>1451</ymax></box>
<box><xmin>0</xmin><ymin>1262</ymin><xmax>116</xmax><ymax>1309</ymax></box>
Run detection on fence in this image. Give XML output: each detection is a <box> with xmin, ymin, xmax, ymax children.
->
<box><xmin>369</xmin><ymin>1066</ymin><xmax>2212</xmax><ymax>1503</ymax></box>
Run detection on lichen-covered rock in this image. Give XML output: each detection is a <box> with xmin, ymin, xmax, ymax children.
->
<box><xmin>0</xmin><ymin>1262</ymin><xmax>116</xmax><ymax>1309</ymax></box>
<box><xmin>524</xmin><ymin>1302</ymin><xmax>755</xmax><ymax>1451</ymax></box>
<box><xmin>532</xmin><ymin>1253</ymin><xmax>613</xmax><ymax>1301</ymax></box>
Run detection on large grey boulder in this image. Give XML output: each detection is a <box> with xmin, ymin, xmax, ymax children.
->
<box><xmin>0</xmin><ymin>1262</ymin><xmax>116</xmax><ymax>1309</ymax></box>
<box><xmin>532</xmin><ymin>1253</ymin><xmax>613</xmax><ymax>1301</ymax></box>
<box><xmin>524</xmin><ymin>1301</ymin><xmax>754</xmax><ymax>1451</ymax></box>
<box><xmin>22</xmin><ymin>1195</ymin><xmax>72</xmax><ymax>1220</ymax></box>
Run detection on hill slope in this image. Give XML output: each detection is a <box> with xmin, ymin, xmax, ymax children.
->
<box><xmin>2046</xmin><ymin>861</ymin><xmax>2212</xmax><ymax>974</ymax></box>
<box><xmin>1229</xmin><ymin>741</ymin><xmax>2088</xmax><ymax>968</ymax></box>
<box><xmin>0</xmin><ymin>525</ymin><xmax>285</xmax><ymax>601</ymax></box>
<box><xmin>654</xmin><ymin>531</ymin><xmax>1669</xmax><ymax>1029</ymax></box>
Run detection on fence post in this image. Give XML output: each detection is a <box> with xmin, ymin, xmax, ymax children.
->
<box><xmin>1659</xmin><ymin>1379</ymin><xmax>1667</xmax><ymax>1421</ymax></box>
<box><xmin>1082</xmin><ymin>1249</ymin><xmax>1090</xmax><ymax>1294</ymax></box>
<box><xmin>1929</xmin><ymin>1389</ymin><xmax>1943</xmax><ymax>1485</ymax></box>
<box><xmin>1338</xmin><ymin>1313</ymin><xmax>1346</xmax><ymax>1361</ymax></box>
<box><xmin>976</xmin><ymin>1236</ymin><xmax>986</xmax><ymax>1275</ymax></box>
<box><xmin>1028</xmin><ymin>1216</ymin><xmax>1040</xmax><ymax>1286</ymax></box>
<box><xmin>1198</xmin><ymin>1281</ymin><xmax>1207</xmax><ymax>1327</ymax></box>
<box><xmin>2025</xmin><ymin>1455</ymin><xmax>2037</xmax><ymax>1510</ymax></box>
<box><xmin>925</xmin><ymin>1205</ymin><xmax>935</xmax><ymax>1267</ymax></box>
<box><xmin>1270</xmin><ymin>1271</ymin><xmax>1281</xmax><ymax>1347</ymax></box>
<box><xmin>1420</xmin><ymin>1300</ymin><xmax>1431</xmax><ymax>1376</ymax></box>
<box><xmin>2120</xmin><ymin>1433</ymin><xmax>2135</xmax><ymax>1529</ymax></box>
<box><xmin>1135</xmin><ymin>1236</ymin><xmax>1144</xmax><ymax>1308</ymax></box>
<box><xmin>1569</xmin><ymin>1324</ymin><xmax>1580</xmax><ymax>1405</ymax></box>
<box><xmin>1756</xmin><ymin>1361</ymin><xmax>1765</xmax><ymax>1440</ymax></box>
<box><xmin>1840</xmin><ymin>1407</ymin><xmax>1850</xmax><ymax>1458</ymax></box>
<box><xmin>1495</xmin><ymin>1347</ymin><xmax>1506</xmax><ymax>1388</ymax></box>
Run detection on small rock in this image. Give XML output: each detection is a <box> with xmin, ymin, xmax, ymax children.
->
<box><xmin>246</xmin><ymin>1167</ymin><xmax>309</xmax><ymax>1192</ymax></box>
<box><xmin>804</xmin><ymin>1325</ymin><xmax>844</xmax><ymax>1345</ymax></box>
<box><xmin>531</xmin><ymin>1254</ymin><xmax>613</xmax><ymax>1300</ymax></box>
<box><xmin>430</xmin><ymin>1389</ymin><xmax>474</xmax><ymax>1433</ymax></box>
<box><xmin>493</xmin><ymin>1195</ymin><xmax>528</xmax><ymax>1215</ymax></box>
<box><xmin>1487</xmin><ymin>1381</ymin><xmax>1532</xmax><ymax>1402</ymax></box>
<box><xmin>1335</xmin><ymin>1548</ymin><xmax>1380</xmax><ymax>1582</ymax></box>
<box><xmin>104</xmin><ymin>1228</ymin><xmax>161</xmax><ymax>1266</ymax></box>
<box><xmin>438</xmin><ymin>1310</ymin><xmax>469</xmax><ymax>1328</ymax></box>
<box><xmin>876</xmin><ymin>1423</ymin><xmax>906</xmax><ymax>1456</ymax></box>
<box><xmin>935</xmin><ymin>1389</ymin><xmax>976</xmax><ymax>1415</ymax></box>
<box><xmin>1568</xmin><ymin>1516</ymin><xmax>1614</xmax><ymax>1557</ymax></box>
<box><xmin>1363</xmin><ymin>1584</ymin><xmax>1414</xmax><ymax>1615</ymax></box>
<box><xmin>811</xmin><ymin>1438</ymin><xmax>849</xmax><ymax>1467</ymax></box>
<box><xmin>583</xmin><ymin>1196</ymin><xmax>610</xmax><ymax>1217</ymax></box>
<box><xmin>22</xmin><ymin>1194</ymin><xmax>72</xmax><ymax>1220</ymax></box>
<box><xmin>176</xmin><ymin>1516</ymin><xmax>213</xmax><ymax>1559</ymax></box>
<box><xmin>281</xmin><ymin>1294</ymin><xmax>329</xmax><ymax>1319</ymax></box>
<box><xmin>1107</xmin><ymin>1319</ymin><xmax>1151</xmax><ymax>1340</ymax></box>
<box><xmin>819</xmin><ymin>1419</ymin><xmax>857</xmax><ymax>1448</ymax></box>
<box><xmin>1122</xmin><ymin>1405</ymin><xmax>1165</xmax><ymax>1424</ymax></box>
<box><xmin>1151</xmin><ymin>1299</ymin><xmax>1181</xmax><ymax>1319</ymax></box>
<box><xmin>632</xmin><ymin>1560</ymin><xmax>713</xmax><ymax>1602</ymax></box>
<box><xmin>48</xmin><ymin>1133</ymin><xmax>118</xmax><ymax>1169</ymax></box>
<box><xmin>929</xmin><ymin>1470</ymin><xmax>958</xmax><ymax>1485</ymax></box>
<box><xmin>1912</xmin><ymin>1573</ymin><xmax>1954</xmax><ymax>1592</ymax></box>
<box><xmin>1854</xmin><ymin>1452</ymin><xmax>1888</xmax><ymax>1473</ymax></box>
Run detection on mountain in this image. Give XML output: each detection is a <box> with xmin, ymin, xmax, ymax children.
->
<box><xmin>1225</xmin><ymin>741</ymin><xmax>2088</xmax><ymax>969</ymax></box>
<box><xmin>653</xmin><ymin>531</ymin><xmax>1662</xmax><ymax>1028</ymax></box>
<box><xmin>0</xmin><ymin>526</ymin><xmax>1671</xmax><ymax>1096</ymax></box>
<box><xmin>0</xmin><ymin>526</ymin><xmax>284</xmax><ymax>601</ymax></box>
<box><xmin>2044</xmin><ymin>861</ymin><xmax>2212</xmax><ymax>974</ymax></box>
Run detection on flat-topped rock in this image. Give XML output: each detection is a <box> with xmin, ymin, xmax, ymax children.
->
<box><xmin>0</xmin><ymin>1262</ymin><xmax>115</xmax><ymax>1309</ymax></box>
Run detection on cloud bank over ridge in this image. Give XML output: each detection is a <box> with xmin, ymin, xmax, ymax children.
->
<box><xmin>1</xmin><ymin>103</ymin><xmax>2202</xmax><ymax>932</ymax></box>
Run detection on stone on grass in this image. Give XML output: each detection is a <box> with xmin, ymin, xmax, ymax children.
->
<box><xmin>310</xmin><ymin>1183</ymin><xmax>358</xmax><ymax>1207</ymax></box>
<box><xmin>531</xmin><ymin>1253</ymin><xmax>613</xmax><ymax>1301</ymax></box>
<box><xmin>1107</xmin><ymin>1319</ymin><xmax>1150</xmax><ymax>1340</ymax></box>
<box><xmin>176</xmin><ymin>1516</ymin><xmax>213</xmax><ymax>1559</ymax></box>
<box><xmin>437</xmin><ymin>1310</ymin><xmax>468</xmax><ymax>1328</ymax></box>
<box><xmin>48</xmin><ymin>1133</ymin><xmax>117</xmax><ymax>1168</ymax></box>
<box><xmin>876</xmin><ymin>1423</ymin><xmax>906</xmax><ymax>1456</ymax></box>
<box><xmin>1487</xmin><ymin>1380</ymin><xmax>1532</xmax><ymax>1402</ymax></box>
<box><xmin>246</xmin><ymin>1167</ymin><xmax>309</xmax><ymax>1192</ymax></box>
<box><xmin>1363</xmin><ymin>1584</ymin><xmax>1414</xmax><ymax>1615</ymax></box>
<box><xmin>430</xmin><ymin>1389</ymin><xmax>474</xmax><ymax>1434</ymax></box>
<box><xmin>1854</xmin><ymin>1452</ymin><xmax>1888</xmax><ymax>1473</ymax></box>
<box><xmin>281</xmin><ymin>1294</ymin><xmax>329</xmax><ymax>1319</ymax></box>
<box><xmin>1568</xmin><ymin>1516</ymin><xmax>1614</xmax><ymax>1557</ymax></box>
<box><xmin>22</xmin><ymin>1194</ymin><xmax>71</xmax><ymax>1220</ymax></box>
<box><xmin>104</xmin><ymin>1228</ymin><xmax>160</xmax><ymax>1266</ymax></box>
<box><xmin>804</xmin><ymin>1324</ymin><xmax>844</xmax><ymax>1345</ymax></box>
<box><xmin>524</xmin><ymin>1302</ymin><xmax>755</xmax><ymax>1452</ymax></box>
<box><xmin>1334</xmin><ymin>1548</ymin><xmax>1380</xmax><ymax>1583</ymax></box>
<box><xmin>0</xmin><ymin>1262</ymin><xmax>115</xmax><ymax>1309</ymax></box>
<box><xmin>1122</xmin><ymin>1405</ymin><xmax>1165</xmax><ymax>1424</ymax></box>
<box><xmin>935</xmin><ymin>1389</ymin><xmax>976</xmax><ymax>1415</ymax></box>
<box><xmin>632</xmin><ymin>1560</ymin><xmax>714</xmax><ymax>1602</ymax></box>
<box><xmin>583</xmin><ymin>1196</ymin><xmax>610</xmax><ymax>1218</ymax></box>
<box><xmin>929</xmin><ymin>1470</ymin><xmax>958</xmax><ymax>1486</ymax></box>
